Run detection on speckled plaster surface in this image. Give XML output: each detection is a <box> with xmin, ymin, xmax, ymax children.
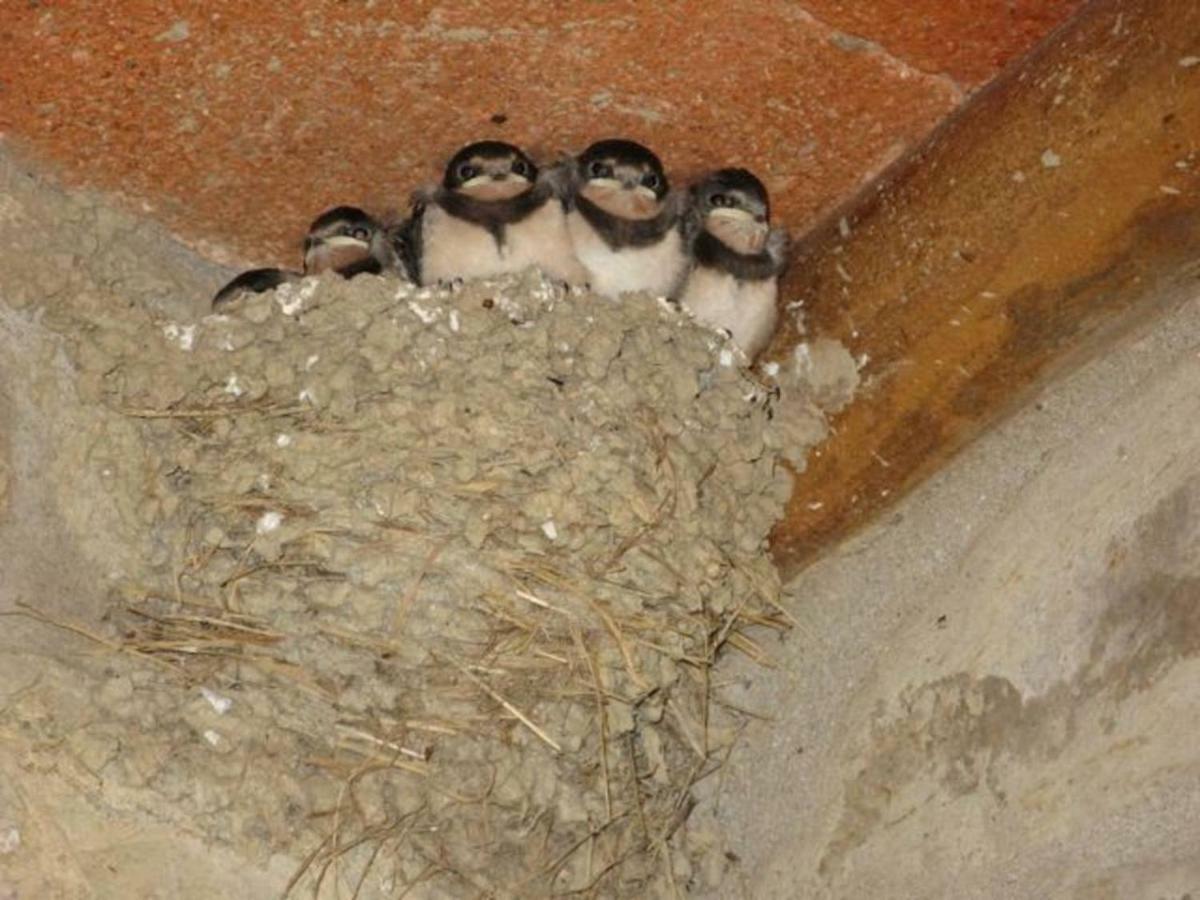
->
<box><xmin>0</xmin><ymin>2</ymin><xmax>1077</xmax><ymax>268</ymax></box>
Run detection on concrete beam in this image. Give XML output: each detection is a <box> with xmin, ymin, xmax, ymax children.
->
<box><xmin>768</xmin><ymin>0</ymin><xmax>1200</xmax><ymax>574</ymax></box>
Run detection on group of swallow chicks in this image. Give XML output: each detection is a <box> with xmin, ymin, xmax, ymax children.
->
<box><xmin>214</xmin><ymin>138</ymin><xmax>790</xmax><ymax>361</ymax></box>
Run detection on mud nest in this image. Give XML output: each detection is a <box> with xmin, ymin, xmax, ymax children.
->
<box><xmin>30</xmin><ymin>265</ymin><xmax>852</xmax><ymax>897</ymax></box>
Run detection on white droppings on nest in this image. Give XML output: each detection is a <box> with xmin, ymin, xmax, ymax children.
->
<box><xmin>298</xmin><ymin>387</ymin><xmax>315</xmax><ymax>404</ymax></box>
<box><xmin>540</xmin><ymin>519</ymin><xmax>558</xmax><ymax>541</ymax></box>
<box><xmin>275</xmin><ymin>433</ymin><xmax>292</xmax><ymax>448</ymax></box>
<box><xmin>255</xmin><ymin>510</ymin><xmax>283</xmax><ymax>534</ymax></box>
<box><xmin>793</xmin><ymin>342</ymin><xmax>812</xmax><ymax>369</ymax></box>
<box><xmin>274</xmin><ymin>283</ymin><xmax>305</xmax><ymax>317</ymax></box>
<box><xmin>0</xmin><ymin>825</ymin><xmax>20</xmax><ymax>856</ymax></box>
<box><xmin>202</xmin><ymin>729</ymin><xmax>222</xmax><ymax>747</ymax></box>
<box><xmin>200</xmin><ymin>686</ymin><xmax>233</xmax><ymax>714</ymax></box>
<box><xmin>408</xmin><ymin>300</ymin><xmax>441</xmax><ymax>324</ymax></box>
<box><xmin>762</xmin><ymin>361</ymin><xmax>781</xmax><ymax>378</ymax></box>
<box><xmin>1179</xmin><ymin>56</ymin><xmax>1200</xmax><ymax>68</ymax></box>
<box><xmin>448</xmin><ymin>309</ymin><xmax>461</xmax><ymax>332</ymax></box>
<box><xmin>162</xmin><ymin>322</ymin><xmax>196</xmax><ymax>352</ymax></box>
<box><xmin>223</xmin><ymin>373</ymin><xmax>243</xmax><ymax>397</ymax></box>
<box><xmin>304</xmin><ymin>353</ymin><xmax>320</xmax><ymax>370</ymax></box>
<box><xmin>719</xmin><ymin>348</ymin><xmax>735</xmax><ymax>368</ymax></box>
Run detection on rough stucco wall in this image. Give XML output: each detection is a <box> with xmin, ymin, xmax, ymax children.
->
<box><xmin>0</xmin><ymin>2</ymin><xmax>1079</xmax><ymax>267</ymax></box>
<box><xmin>700</xmin><ymin>279</ymin><xmax>1200</xmax><ymax>898</ymax></box>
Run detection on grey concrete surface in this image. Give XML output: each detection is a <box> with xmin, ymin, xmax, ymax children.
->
<box><xmin>703</xmin><ymin>280</ymin><xmax>1200</xmax><ymax>899</ymax></box>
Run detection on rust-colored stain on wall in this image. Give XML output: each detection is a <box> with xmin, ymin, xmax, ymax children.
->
<box><xmin>0</xmin><ymin>2</ymin><xmax>1078</xmax><ymax>267</ymax></box>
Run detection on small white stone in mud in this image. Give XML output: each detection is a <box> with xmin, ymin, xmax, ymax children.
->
<box><xmin>305</xmin><ymin>353</ymin><xmax>320</xmax><ymax>370</ymax></box>
<box><xmin>1041</xmin><ymin>149</ymin><xmax>1062</xmax><ymax>168</ymax></box>
<box><xmin>256</xmin><ymin>511</ymin><xmax>283</xmax><ymax>534</ymax></box>
<box><xmin>0</xmin><ymin>825</ymin><xmax>19</xmax><ymax>855</ymax></box>
<box><xmin>1012</xmin><ymin>171</ymin><xmax>1027</xmax><ymax>183</ymax></box>
<box><xmin>202</xmin><ymin>729</ymin><xmax>222</xmax><ymax>747</ymax></box>
<box><xmin>719</xmin><ymin>349</ymin><xmax>735</xmax><ymax>368</ymax></box>
<box><xmin>408</xmin><ymin>300</ymin><xmax>440</xmax><ymax>324</ymax></box>
<box><xmin>223</xmin><ymin>374</ymin><xmax>244</xmax><ymax>397</ymax></box>
<box><xmin>763</xmin><ymin>361</ymin><xmax>781</xmax><ymax>378</ymax></box>
<box><xmin>162</xmin><ymin>322</ymin><xmax>196</xmax><ymax>351</ymax></box>
<box><xmin>155</xmin><ymin>20</ymin><xmax>190</xmax><ymax>42</ymax></box>
<box><xmin>275</xmin><ymin>433</ymin><xmax>293</xmax><ymax>447</ymax></box>
<box><xmin>541</xmin><ymin>519</ymin><xmax>558</xmax><ymax>541</ymax></box>
<box><xmin>200</xmin><ymin>686</ymin><xmax>233</xmax><ymax>714</ymax></box>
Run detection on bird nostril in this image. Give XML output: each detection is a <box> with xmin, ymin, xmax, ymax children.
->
<box><xmin>491</xmin><ymin>172</ymin><xmax>506</xmax><ymax>181</ymax></box>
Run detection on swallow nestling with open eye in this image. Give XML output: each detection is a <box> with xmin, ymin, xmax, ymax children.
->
<box><xmin>675</xmin><ymin>168</ymin><xmax>789</xmax><ymax>361</ymax></box>
<box><xmin>212</xmin><ymin>206</ymin><xmax>407</xmax><ymax>309</ymax></box>
<box><xmin>562</xmin><ymin>139</ymin><xmax>688</xmax><ymax>298</ymax></box>
<box><xmin>303</xmin><ymin>205</ymin><xmax>404</xmax><ymax>278</ymax></box>
<box><xmin>403</xmin><ymin>140</ymin><xmax>587</xmax><ymax>287</ymax></box>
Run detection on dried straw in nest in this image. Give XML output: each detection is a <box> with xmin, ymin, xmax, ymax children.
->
<box><xmin>29</xmin><ymin>269</ymin><xmax>841</xmax><ymax>897</ymax></box>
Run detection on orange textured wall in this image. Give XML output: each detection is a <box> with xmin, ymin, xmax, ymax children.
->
<box><xmin>0</xmin><ymin>2</ymin><xmax>1080</xmax><ymax>269</ymax></box>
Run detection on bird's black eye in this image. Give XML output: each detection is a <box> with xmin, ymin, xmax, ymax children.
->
<box><xmin>352</xmin><ymin>226</ymin><xmax>370</xmax><ymax>241</ymax></box>
<box><xmin>457</xmin><ymin>163</ymin><xmax>478</xmax><ymax>182</ymax></box>
<box><xmin>588</xmin><ymin>161</ymin><xmax>613</xmax><ymax>179</ymax></box>
<box><xmin>642</xmin><ymin>172</ymin><xmax>661</xmax><ymax>191</ymax></box>
<box><xmin>512</xmin><ymin>159</ymin><xmax>531</xmax><ymax>178</ymax></box>
<box><xmin>711</xmin><ymin>192</ymin><xmax>729</xmax><ymax>208</ymax></box>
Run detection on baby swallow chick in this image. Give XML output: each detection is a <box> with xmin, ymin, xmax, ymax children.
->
<box><xmin>563</xmin><ymin>138</ymin><xmax>689</xmax><ymax>298</ymax></box>
<box><xmin>676</xmin><ymin>168</ymin><xmax>789</xmax><ymax>361</ymax></box>
<box><xmin>212</xmin><ymin>206</ymin><xmax>404</xmax><ymax>309</ymax></box>
<box><xmin>403</xmin><ymin>140</ymin><xmax>586</xmax><ymax>287</ymax></box>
